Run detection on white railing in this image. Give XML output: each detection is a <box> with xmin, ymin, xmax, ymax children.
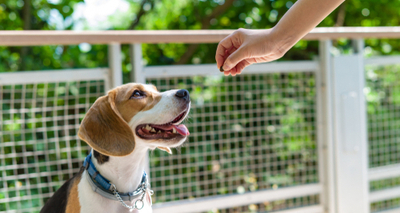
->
<box><xmin>0</xmin><ymin>28</ymin><xmax>400</xmax><ymax>213</ymax></box>
<box><xmin>1</xmin><ymin>27</ymin><xmax>400</xmax><ymax>45</ymax></box>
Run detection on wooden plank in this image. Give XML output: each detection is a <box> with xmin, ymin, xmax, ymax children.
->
<box><xmin>304</xmin><ymin>27</ymin><xmax>400</xmax><ymax>40</ymax></box>
<box><xmin>0</xmin><ymin>30</ymin><xmax>233</xmax><ymax>46</ymax></box>
<box><xmin>1</xmin><ymin>27</ymin><xmax>400</xmax><ymax>46</ymax></box>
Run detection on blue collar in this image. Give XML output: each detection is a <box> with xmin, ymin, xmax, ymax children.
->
<box><xmin>82</xmin><ymin>152</ymin><xmax>149</xmax><ymax>202</ymax></box>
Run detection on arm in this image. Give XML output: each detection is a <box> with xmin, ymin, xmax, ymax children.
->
<box><xmin>272</xmin><ymin>0</ymin><xmax>345</xmax><ymax>53</ymax></box>
<box><xmin>216</xmin><ymin>0</ymin><xmax>345</xmax><ymax>76</ymax></box>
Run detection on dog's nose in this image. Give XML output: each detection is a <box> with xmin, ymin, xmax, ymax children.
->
<box><xmin>175</xmin><ymin>89</ymin><xmax>189</xmax><ymax>100</ymax></box>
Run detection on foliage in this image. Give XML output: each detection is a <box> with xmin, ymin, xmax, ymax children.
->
<box><xmin>0</xmin><ymin>81</ymin><xmax>103</xmax><ymax>212</ymax></box>
<box><xmin>0</xmin><ymin>0</ymin><xmax>399</xmax><ymax>74</ymax></box>
<box><xmin>1</xmin><ymin>0</ymin><xmax>400</xmax><ymax>212</ymax></box>
<box><xmin>147</xmin><ymin>72</ymin><xmax>318</xmax><ymax>211</ymax></box>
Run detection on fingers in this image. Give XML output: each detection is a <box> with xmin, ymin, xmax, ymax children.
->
<box><xmin>222</xmin><ymin>46</ymin><xmax>247</xmax><ymax>71</ymax></box>
<box><xmin>235</xmin><ymin>60</ymin><xmax>252</xmax><ymax>75</ymax></box>
<box><xmin>215</xmin><ymin>29</ymin><xmax>254</xmax><ymax>76</ymax></box>
<box><xmin>223</xmin><ymin>60</ymin><xmax>252</xmax><ymax>76</ymax></box>
<box><xmin>216</xmin><ymin>36</ymin><xmax>235</xmax><ymax>69</ymax></box>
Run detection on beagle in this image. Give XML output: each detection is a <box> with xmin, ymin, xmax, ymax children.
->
<box><xmin>41</xmin><ymin>83</ymin><xmax>191</xmax><ymax>213</ymax></box>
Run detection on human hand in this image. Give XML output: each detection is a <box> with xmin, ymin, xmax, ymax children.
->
<box><xmin>215</xmin><ymin>28</ymin><xmax>288</xmax><ymax>76</ymax></box>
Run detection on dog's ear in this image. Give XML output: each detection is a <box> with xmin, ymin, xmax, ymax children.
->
<box><xmin>78</xmin><ymin>91</ymin><xmax>135</xmax><ymax>156</ymax></box>
<box><xmin>157</xmin><ymin>147</ymin><xmax>172</xmax><ymax>154</ymax></box>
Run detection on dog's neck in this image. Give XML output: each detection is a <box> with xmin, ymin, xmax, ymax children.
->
<box><xmin>91</xmin><ymin>144</ymin><xmax>148</xmax><ymax>193</ymax></box>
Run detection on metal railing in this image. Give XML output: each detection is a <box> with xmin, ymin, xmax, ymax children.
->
<box><xmin>0</xmin><ymin>27</ymin><xmax>400</xmax><ymax>213</ymax></box>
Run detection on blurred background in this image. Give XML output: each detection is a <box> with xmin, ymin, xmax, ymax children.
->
<box><xmin>1</xmin><ymin>0</ymin><xmax>400</xmax><ymax>74</ymax></box>
<box><xmin>1</xmin><ymin>0</ymin><xmax>400</xmax><ymax>213</ymax></box>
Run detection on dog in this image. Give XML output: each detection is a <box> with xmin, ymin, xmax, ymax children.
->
<box><xmin>41</xmin><ymin>83</ymin><xmax>191</xmax><ymax>213</ymax></box>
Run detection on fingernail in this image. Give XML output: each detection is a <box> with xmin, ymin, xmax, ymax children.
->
<box><xmin>219</xmin><ymin>66</ymin><xmax>224</xmax><ymax>72</ymax></box>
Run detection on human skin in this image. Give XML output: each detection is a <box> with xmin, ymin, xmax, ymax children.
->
<box><xmin>215</xmin><ymin>0</ymin><xmax>345</xmax><ymax>76</ymax></box>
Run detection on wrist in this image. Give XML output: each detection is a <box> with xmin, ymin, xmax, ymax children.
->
<box><xmin>269</xmin><ymin>26</ymin><xmax>298</xmax><ymax>55</ymax></box>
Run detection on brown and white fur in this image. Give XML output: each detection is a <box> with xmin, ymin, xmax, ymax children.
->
<box><xmin>41</xmin><ymin>83</ymin><xmax>191</xmax><ymax>213</ymax></box>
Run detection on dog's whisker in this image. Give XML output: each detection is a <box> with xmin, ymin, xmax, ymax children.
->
<box><xmin>182</xmin><ymin>114</ymin><xmax>193</xmax><ymax>125</ymax></box>
<box><xmin>176</xmin><ymin>139</ymin><xmax>189</xmax><ymax>149</ymax></box>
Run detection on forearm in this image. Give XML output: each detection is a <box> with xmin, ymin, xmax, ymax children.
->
<box><xmin>271</xmin><ymin>0</ymin><xmax>345</xmax><ymax>51</ymax></box>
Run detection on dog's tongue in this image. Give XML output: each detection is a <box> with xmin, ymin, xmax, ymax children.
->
<box><xmin>173</xmin><ymin>124</ymin><xmax>190</xmax><ymax>136</ymax></box>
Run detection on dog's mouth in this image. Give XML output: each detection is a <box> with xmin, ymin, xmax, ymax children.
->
<box><xmin>136</xmin><ymin>110</ymin><xmax>189</xmax><ymax>140</ymax></box>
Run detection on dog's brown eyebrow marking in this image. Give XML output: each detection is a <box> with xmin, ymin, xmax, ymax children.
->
<box><xmin>132</xmin><ymin>84</ymin><xmax>146</xmax><ymax>93</ymax></box>
<box><xmin>115</xmin><ymin>84</ymin><xmax>162</xmax><ymax>123</ymax></box>
<box><xmin>150</xmin><ymin>84</ymin><xmax>158</xmax><ymax>92</ymax></box>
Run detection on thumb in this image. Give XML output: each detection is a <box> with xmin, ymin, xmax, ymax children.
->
<box><xmin>222</xmin><ymin>46</ymin><xmax>248</xmax><ymax>71</ymax></box>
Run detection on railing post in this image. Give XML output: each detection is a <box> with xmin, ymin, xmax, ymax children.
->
<box><xmin>108</xmin><ymin>43</ymin><xmax>123</xmax><ymax>90</ymax></box>
<box><xmin>352</xmin><ymin>39</ymin><xmax>365</xmax><ymax>54</ymax></box>
<box><xmin>319</xmin><ymin>39</ymin><xmax>369</xmax><ymax>213</ymax></box>
<box><xmin>321</xmin><ymin>39</ymin><xmax>370</xmax><ymax>213</ymax></box>
<box><xmin>318</xmin><ymin>40</ymin><xmax>336</xmax><ymax>213</ymax></box>
<box><xmin>130</xmin><ymin>43</ymin><xmax>145</xmax><ymax>83</ymax></box>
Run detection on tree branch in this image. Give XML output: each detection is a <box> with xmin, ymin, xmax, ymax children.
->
<box><xmin>129</xmin><ymin>0</ymin><xmax>155</xmax><ymax>30</ymax></box>
<box><xmin>335</xmin><ymin>1</ymin><xmax>346</xmax><ymax>27</ymax></box>
<box><xmin>21</xmin><ymin>0</ymin><xmax>32</xmax><ymax>71</ymax></box>
<box><xmin>23</xmin><ymin>0</ymin><xmax>31</xmax><ymax>30</ymax></box>
<box><xmin>175</xmin><ymin>0</ymin><xmax>235</xmax><ymax>64</ymax></box>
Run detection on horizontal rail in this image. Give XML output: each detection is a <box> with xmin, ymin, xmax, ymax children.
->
<box><xmin>304</xmin><ymin>27</ymin><xmax>400</xmax><ymax>40</ymax></box>
<box><xmin>369</xmin><ymin>163</ymin><xmax>400</xmax><ymax>181</ymax></box>
<box><xmin>143</xmin><ymin>61</ymin><xmax>318</xmax><ymax>78</ymax></box>
<box><xmin>1</xmin><ymin>27</ymin><xmax>400</xmax><ymax>46</ymax></box>
<box><xmin>0</xmin><ymin>30</ymin><xmax>233</xmax><ymax>46</ymax></box>
<box><xmin>375</xmin><ymin>207</ymin><xmax>400</xmax><ymax>213</ymax></box>
<box><xmin>0</xmin><ymin>191</ymin><xmax>57</xmax><ymax>203</ymax></box>
<box><xmin>153</xmin><ymin>184</ymin><xmax>322</xmax><ymax>213</ymax></box>
<box><xmin>365</xmin><ymin>56</ymin><xmax>400</xmax><ymax>66</ymax></box>
<box><xmin>369</xmin><ymin>186</ymin><xmax>400</xmax><ymax>203</ymax></box>
<box><xmin>0</xmin><ymin>68</ymin><xmax>109</xmax><ymax>85</ymax></box>
<box><xmin>270</xmin><ymin>205</ymin><xmax>324</xmax><ymax>213</ymax></box>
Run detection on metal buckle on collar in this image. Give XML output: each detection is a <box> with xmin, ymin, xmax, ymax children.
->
<box><xmin>111</xmin><ymin>183</ymin><xmax>153</xmax><ymax>210</ymax></box>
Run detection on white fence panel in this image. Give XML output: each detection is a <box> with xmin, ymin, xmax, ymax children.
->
<box><xmin>144</xmin><ymin>61</ymin><xmax>321</xmax><ymax>213</ymax></box>
<box><xmin>0</xmin><ymin>68</ymin><xmax>109</xmax><ymax>212</ymax></box>
<box><xmin>1</xmin><ymin>34</ymin><xmax>400</xmax><ymax>213</ymax></box>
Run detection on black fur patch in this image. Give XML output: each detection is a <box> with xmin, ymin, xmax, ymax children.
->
<box><xmin>40</xmin><ymin>167</ymin><xmax>84</xmax><ymax>213</ymax></box>
<box><xmin>93</xmin><ymin>150</ymin><xmax>109</xmax><ymax>164</ymax></box>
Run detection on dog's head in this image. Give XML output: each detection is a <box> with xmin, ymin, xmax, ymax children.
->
<box><xmin>78</xmin><ymin>83</ymin><xmax>190</xmax><ymax>156</ymax></box>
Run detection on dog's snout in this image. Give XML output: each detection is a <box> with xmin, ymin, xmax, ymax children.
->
<box><xmin>175</xmin><ymin>89</ymin><xmax>189</xmax><ymax>100</ymax></box>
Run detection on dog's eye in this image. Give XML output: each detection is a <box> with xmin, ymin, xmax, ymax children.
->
<box><xmin>131</xmin><ymin>90</ymin><xmax>145</xmax><ymax>99</ymax></box>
